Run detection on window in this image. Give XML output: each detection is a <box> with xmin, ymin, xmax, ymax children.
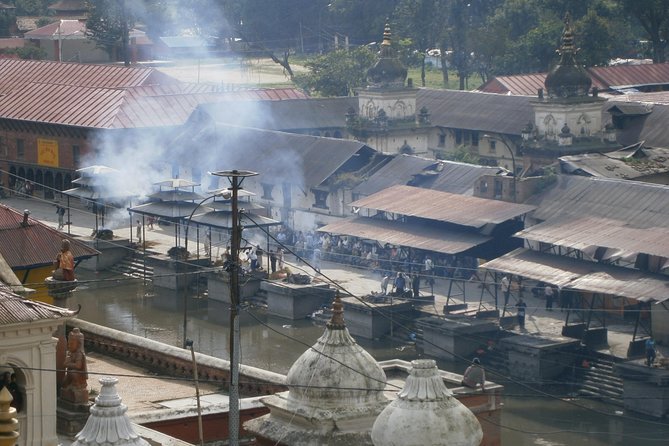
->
<box><xmin>72</xmin><ymin>145</ymin><xmax>80</xmax><ymax>166</ymax></box>
<box><xmin>489</xmin><ymin>140</ymin><xmax>496</xmax><ymax>153</ymax></box>
<box><xmin>455</xmin><ymin>129</ymin><xmax>463</xmax><ymax>145</ymax></box>
<box><xmin>261</xmin><ymin>183</ymin><xmax>274</xmax><ymax>200</ymax></box>
<box><xmin>471</xmin><ymin>131</ymin><xmax>479</xmax><ymax>147</ymax></box>
<box><xmin>16</xmin><ymin>139</ymin><xmax>24</xmax><ymax>159</ymax></box>
<box><xmin>438</xmin><ymin>134</ymin><xmax>446</xmax><ymax>147</ymax></box>
<box><xmin>494</xmin><ymin>179</ymin><xmax>503</xmax><ymax>198</ymax></box>
<box><xmin>480</xmin><ymin>180</ymin><xmax>488</xmax><ymax>193</ymax></box>
<box><xmin>312</xmin><ymin>189</ymin><xmax>329</xmax><ymax>209</ymax></box>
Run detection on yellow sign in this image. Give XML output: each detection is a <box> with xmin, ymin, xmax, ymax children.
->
<box><xmin>37</xmin><ymin>139</ymin><xmax>59</xmax><ymax>167</ymax></box>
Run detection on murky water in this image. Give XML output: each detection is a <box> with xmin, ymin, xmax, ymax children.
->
<box><xmin>64</xmin><ymin>270</ymin><xmax>669</xmax><ymax>445</ymax></box>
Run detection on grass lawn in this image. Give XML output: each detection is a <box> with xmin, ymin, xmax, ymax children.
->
<box><xmin>407</xmin><ymin>66</ymin><xmax>485</xmax><ymax>90</ymax></box>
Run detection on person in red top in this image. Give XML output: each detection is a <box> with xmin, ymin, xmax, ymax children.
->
<box><xmin>53</xmin><ymin>239</ymin><xmax>75</xmax><ymax>281</ymax></box>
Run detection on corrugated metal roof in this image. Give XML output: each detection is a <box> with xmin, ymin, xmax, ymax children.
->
<box><xmin>0</xmin><ymin>82</ymin><xmax>308</xmax><ymax>129</ymax></box>
<box><xmin>616</xmin><ymin>91</ymin><xmax>669</xmax><ymax>105</ymax></box>
<box><xmin>529</xmin><ymin>176</ymin><xmax>669</xmax><ymax>229</ymax></box>
<box><xmin>517</xmin><ymin>216</ymin><xmax>669</xmax><ymax>258</ymax></box>
<box><xmin>609</xmin><ymin>100</ymin><xmax>669</xmax><ymax>149</ymax></box>
<box><xmin>0</xmin><ymin>285</ymin><xmax>75</xmax><ymax>325</ymax></box>
<box><xmin>0</xmin><ymin>205</ymin><xmax>99</xmax><ymax>269</ymax></box>
<box><xmin>589</xmin><ymin>63</ymin><xmax>669</xmax><ymax>89</ymax></box>
<box><xmin>351</xmin><ymin>185</ymin><xmax>535</xmax><ymax>228</ymax></box>
<box><xmin>475</xmin><ymin>73</ymin><xmax>557</xmax><ymax>96</ymax></box>
<box><xmin>0</xmin><ymin>82</ymin><xmax>128</xmax><ymax>128</ymax></box>
<box><xmin>129</xmin><ymin>201</ymin><xmax>201</xmax><ymax>219</ymax></box>
<box><xmin>317</xmin><ymin>217</ymin><xmax>490</xmax><ymax>254</ymax></box>
<box><xmin>353</xmin><ymin>154</ymin><xmax>502</xmax><ymax>197</ymax></box>
<box><xmin>190</xmin><ymin>211</ymin><xmax>280</xmax><ymax>229</ymax></box>
<box><xmin>477</xmin><ymin>64</ymin><xmax>669</xmax><ymax>95</ymax></box>
<box><xmin>481</xmin><ymin>248</ymin><xmax>669</xmax><ymax>303</ymax></box>
<box><xmin>0</xmin><ymin>59</ymin><xmax>178</xmax><ymax>96</ymax></box>
<box><xmin>417</xmin><ymin>89</ymin><xmax>534</xmax><ymax>135</ymax></box>
<box><xmin>175</xmin><ymin>123</ymin><xmax>374</xmax><ymax>188</ymax></box>
<box><xmin>559</xmin><ymin>147</ymin><xmax>669</xmax><ymax>179</ymax></box>
<box><xmin>24</xmin><ymin>19</ymin><xmax>85</xmax><ymax>39</ymax></box>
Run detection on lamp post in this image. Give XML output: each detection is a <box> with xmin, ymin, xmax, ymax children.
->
<box><xmin>211</xmin><ymin>169</ymin><xmax>257</xmax><ymax>446</ymax></box>
<box><xmin>484</xmin><ymin>134</ymin><xmax>517</xmax><ymax>203</ymax></box>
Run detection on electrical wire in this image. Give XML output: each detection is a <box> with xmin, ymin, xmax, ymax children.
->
<box><xmin>2</xmin><ymin>178</ymin><xmax>666</xmax><ymax>428</ymax></box>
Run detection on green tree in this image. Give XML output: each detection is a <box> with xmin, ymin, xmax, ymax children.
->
<box><xmin>293</xmin><ymin>46</ymin><xmax>376</xmax><ymax>96</ymax></box>
<box><xmin>395</xmin><ymin>0</ymin><xmax>446</xmax><ymax>87</ymax></box>
<box><xmin>15</xmin><ymin>0</ymin><xmax>48</xmax><ymax>16</ymax></box>
<box><xmin>329</xmin><ymin>0</ymin><xmax>403</xmax><ymax>47</ymax></box>
<box><xmin>85</xmin><ymin>0</ymin><xmax>135</xmax><ymax>65</ymax></box>
<box><xmin>618</xmin><ymin>0</ymin><xmax>669</xmax><ymax>63</ymax></box>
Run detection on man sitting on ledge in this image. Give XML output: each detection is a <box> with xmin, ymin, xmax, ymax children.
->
<box><xmin>53</xmin><ymin>239</ymin><xmax>75</xmax><ymax>281</ymax></box>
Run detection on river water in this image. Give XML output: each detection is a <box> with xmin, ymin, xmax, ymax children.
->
<box><xmin>62</xmin><ymin>269</ymin><xmax>668</xmax><ymax>445</ymax></box>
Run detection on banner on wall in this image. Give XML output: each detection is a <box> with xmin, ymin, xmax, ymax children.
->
<box><xmin>37</xmin><ymin>139</ymin><xmax>59</xmax><ymax>167</ymax></box>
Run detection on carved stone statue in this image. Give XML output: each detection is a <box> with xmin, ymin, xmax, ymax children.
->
<box><xmin>60</xmin><ymin>328</ymin><xmax>88</xmax><ymax>404</ymax></box>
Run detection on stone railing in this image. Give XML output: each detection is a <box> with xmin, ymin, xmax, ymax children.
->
<box><xmin>67</xmin><ymin>319</ymin><xmax>287</xmax><ymax>397</ymax></box>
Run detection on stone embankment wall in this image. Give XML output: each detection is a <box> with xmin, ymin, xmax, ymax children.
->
<box><xmin>67</xmin><ymin>319</ymin><xmax>287</xmax><ymax>396</ymax></box>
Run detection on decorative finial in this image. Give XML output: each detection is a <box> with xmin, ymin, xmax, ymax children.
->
<box><xmin>382</xmin><ymin>22</ymin><xmax>392</xmax><ymax>46</ymax></box>
<box><xmin>327</xmin><ymin>291</ymin><xmax>345</xmax><ymax>329</ymax></box>
<box><xmin>557</xmin><ymin>12</ymin><xmax>576</xmax><ymax>56</ymax></box>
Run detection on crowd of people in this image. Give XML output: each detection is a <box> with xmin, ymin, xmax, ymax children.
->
<box><xmin>272</xmin><ymin>226</ymin><xmax>481</xmax><ymax>281</ymax></box>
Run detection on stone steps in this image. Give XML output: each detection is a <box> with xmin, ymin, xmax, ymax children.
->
<box><xmin>108</xmin><ymin>257</ymin><xmax>153</xmax><ymax>280</ymax></box>
<box><xmin>573</xmin><ymin>353</ymin><xmax>624</xmax><ymax>406</ymax></box>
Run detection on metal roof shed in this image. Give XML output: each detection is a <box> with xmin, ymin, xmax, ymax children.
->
<box><xmin>318</xmin><ymin>217</ymin><xmax>490</xmax><ymax>255</ymax></box>
<box><xmin>481</xmin><ymin>248</ymin><xmax>669</xmax><ymax>303</ymax></box>
<box><xmin>351</xmin><ymin>185</ymin><xmax>535</xmax><ymax>229</ymax></box>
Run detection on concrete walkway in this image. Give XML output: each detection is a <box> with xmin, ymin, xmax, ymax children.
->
<box><xmin>0</xmin><ymin>194</ymin><xmax>658</xmax><ymax>361</ymax></box>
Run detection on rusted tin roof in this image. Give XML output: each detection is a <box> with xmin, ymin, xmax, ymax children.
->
<box><xmin>0</xmin><ymin>285</ymin><xmax>75</xmax><ymax>325</ymax></box>
<box><xmin>0</xmin><ymin>59</ymin><xmax>178</xmax><ymax>95</ymax></box>
<box><xmin>477</xmin><ymin>64</ymin><xmax>669</xmax><ymax>95</ymax></box>
<box><xmin>318</xmin><ymin>217</ymin><xmax>490</xmax><ymax>254</ymax></box>
<box><xmin>530</xmin><ymin>176</ymin><xmax>669</xmax><ymax>228</ymax></box>
<box><xmin>417</xmin><ymin>89</ymin><xmax>534</xmax><ymax>136</ymax></box>
<box><xmin>589</xmin><ymin>63</ymin><xmax>669</xmax><ymax>89</ymax></box>
<box><xmin>559</xmin><ymin>146</ymin><xmax>669</xmax><ymax>179</ymax></box>
<box><xmin>517</xmin><ymin>216</ymin><xmax>669</xmax><ymax>259</ymax></box>
<box><xmin>0</xmin><ymin>82</ymin><xmax>309</xmax><ymax>129</ymax></box>
<box><xmin>24</xmin><ymin>19</ymin><xmax>85</xmax><ymax>39</ymax></box>
<box><xmin>353</xmin><ymin>154</ymin><xmax>502</xmax><ymax>197</ymax></box>
<box><xmin>351</xmin><ymin>185</ymin><xmax>535</xmax><ymax>228</ymax></box>
<box><xmin>0</xmin><ymin>204</ymin><xmax>99</xmax><ymax>269</ymax></box>
<box><xmin>481</xmin><ymin>248</ymin><xmax>669</xmax><ymax>303</ymax></box>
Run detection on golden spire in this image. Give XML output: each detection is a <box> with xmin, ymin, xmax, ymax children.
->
<box><xmin>327</xmin><ymin>291</ymin><xmax>346</xmax><ymax>329</ymax></box>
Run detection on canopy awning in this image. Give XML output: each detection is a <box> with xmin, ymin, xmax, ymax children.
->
<box><xmin>129</xmin><ymin>201</ymin><xmax>201</xmax><ymax>219</ymax></box>
<box><xmin>189</xmin><ymin>210</ymin><xmax>280</xmax><ymax>230</ymax></box>
<box><xmin>481</xmin><ymin>248</ymin><xmax>669</xmax><ymax>303</ymax></box>
<box><xmin>318</xmin><ymin>217</ymin><xmax>490</xmax><ymax>255</ymax></box>
<box><xmin>516</xmin><ymin>216</ymin><xmax>669</xmax><ymax>259</ymax></box>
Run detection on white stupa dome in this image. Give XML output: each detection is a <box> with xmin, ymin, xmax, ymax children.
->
<box><xmin>371</xmin><ymin>359</ymin><xmax>483</xmax><ymax>446</ymax></box>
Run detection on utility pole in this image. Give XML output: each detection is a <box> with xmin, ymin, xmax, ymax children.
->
<box><xmin>211</xmin><ymin>169</ymin><xmax>257</xmax><ymax>446</ymax></box>
<box><xmin>120</xmin><ymin>0</ymin><xmax>130</xmax><ymax>66</ymax></box>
